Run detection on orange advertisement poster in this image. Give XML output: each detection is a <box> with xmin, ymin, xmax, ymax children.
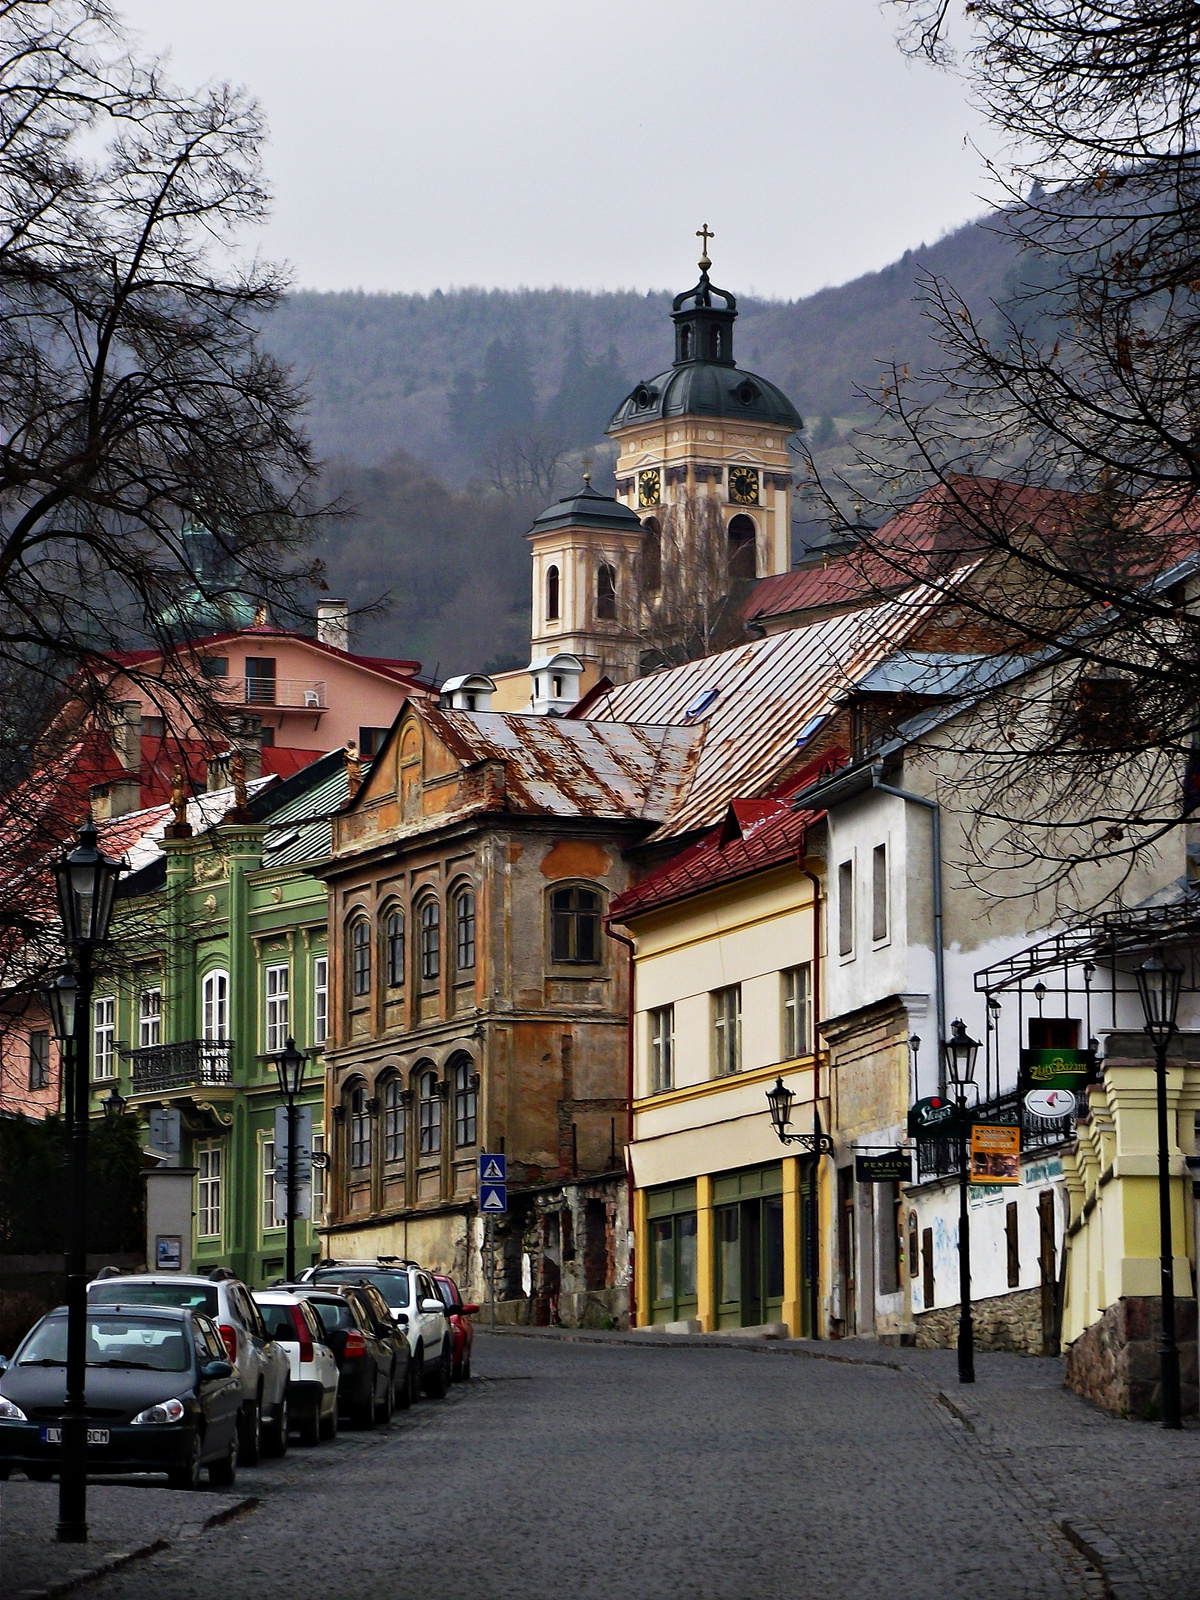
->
<box><xmin>970</xmin><ymin>1124</ymin><xmax>1020</xmax><ymax>1185</ymax></box>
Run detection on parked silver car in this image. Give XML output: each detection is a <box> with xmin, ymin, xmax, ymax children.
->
<box><xmin>87</xmin><ymin>1269</ymin><xmax>290</xmax><ymax>1463</ymax></box>
<box><xmin>298</xmin><ymin>1259</ymin><xmax>452</xmax><ymax>1399</ymax></box>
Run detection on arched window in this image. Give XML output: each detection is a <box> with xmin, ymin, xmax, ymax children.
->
<box><xmin>349</xmin><ymin>1085</ymin><xmax>371</xmax><ymax>1169</ymax></box>
<box><xmin>680</xmin><ymin>325</ymin><xmax>693</xmax><ymax>360</ymax></box>
<box><xmin>417</xmin><ymin>1067</ymin><xmax>441</xmax><ymax>1155</ymax></box>
<box><xmin>455</xmin><ymin>888</ymin><xmax>476</xmax><ymax>972</ymax></box>
<box><xmin>350</xmin><ymin>918</ymin><xmax>371</xmax><ymax>996</ymax></box>
<box><xmin>641</xmin><ymin>518</ymin><xmax>662</xmax><ymax>594</ymax></box>
<box><xmin>383</xmin><ymin>1077</ymin><xmax>405</xmax><ymax>1164</ymax></box>
<box><xmin>550</xmin><ymin>884</ymin><xmax>602</xmax><ymax>964</ymax></box>
<box><xmin>546</xmin><ymin>564</ymin><xmax>560</xmax><ymax>621</ymax></box>
<box><xmin>386</xmin><ymin>910</ymin><xmax>405</xmax><ymax>987</ymax></box>
<box><xmin>712</xmin><ymin>327</ymin><xmax>724</xmax><ymax>360</ymax></box>
<box><xmin>451</xmin><ymin>1053</ymin><xmax>477</xmax><ymax>1148</ymax></box>
<box><xmin>727</xmin><ymin>514</ymin><xmax>757</xmax><ymax>581</ymax></box>
<box><xmin>420</xmin><ymin>900</ymin><xmax>440</xmax><ymax>981</ymax></box>
<box><xmin>596</xmin><ymin>563</ymin><xmax>617</xmax><ymax>620</ymax></box>
<box><xmin>201</xmin><ymin>970</ymin><xmax>228</xmax><ymax>1040</ymax></box>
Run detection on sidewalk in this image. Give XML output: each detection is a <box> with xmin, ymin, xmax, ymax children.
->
<box><xmin>478</xmin><ymin>1325</ymin><xmax>1200</xmax><ymax>1600</ymax></box>
<box><xmin>0</xmin><ymin>1481</ymin><xmax>255</xmax><ymax>1599</ymax></box>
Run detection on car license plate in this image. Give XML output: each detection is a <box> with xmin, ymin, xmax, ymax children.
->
<box><xmin>40</xmin><ymin>1427</ymin><xmax>109</xmax><ymax>1446</ymax></box>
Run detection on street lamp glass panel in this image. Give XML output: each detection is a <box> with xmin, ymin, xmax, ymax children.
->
<box><xmin>274</xmin><ymin>1037</ymin><xmax>305</xmax><ymax>1099</ymax></box>
<box><xmin>1135</xmin><ymin>950</ymin><xmax>1184</xmax><ymax>1045</ymax></box>
<box><xmin>45</xmin><ymin>969</ymin><xmax>79</xmax><ymax>1042</ymax></box>
<box><xmin>943</xmin><ymin>1019</ymin><xmax>981</xmax><ymax>1087</ymax></box>
<box><xmin>102</xmin><ymin>1083</ymin><xmax>126</xmax><ymax>1119</ymax></box>
<box><xmin>53</xmin><ymin>820</ymin><xmax>123</xmax><ymax>946</ymax></box>
<box><xmin>766</xmin><ymin>1076</ymin><xmax>794</xmax><ymax>1137</ymax></box>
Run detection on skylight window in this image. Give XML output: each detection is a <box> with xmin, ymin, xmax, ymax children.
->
<box><xmin>265</xmin><ymin>827</ymin><xmax>300</xmax><ymax>854</ymax></box>
<box><xmin>684</xmin><ymin>687</ymin><xmax>720</xmax><ymax>720</ymax></box>
<box><xmin>794</xmin><ymin>714</ymin><xmax>826</xmax><ymax>748</ymax></box>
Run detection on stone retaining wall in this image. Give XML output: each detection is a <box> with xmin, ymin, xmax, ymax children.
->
<box><xmin>1064</xmin><ymin>1297</ymin><xmax>1198</xmax><ymax>1419</ymax></box>
<box><xmin>913</xmin><ymin>1286</ymin><xmax>1047</xmax><ymax>1354</ymax></box>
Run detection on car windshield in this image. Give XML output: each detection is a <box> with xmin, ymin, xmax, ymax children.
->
<box><xmin>89</xmin><ymin>1282</ymin><xmax>218</xmax><ymax>1316</ymax></box>
<box><xmin>20</xmin><ymin>1316</ymin><xmax>191</xmax><ymax>1372</ymax></box>
<box><xmin>313</xmin><ymin>1270</ymin><xmax>409</xmax><ymax>1308</ymax></box>
<box><xmin>307</xmin><ymin>1299</ymin><xmax>354</xmax><ymax>1333</ymax></box>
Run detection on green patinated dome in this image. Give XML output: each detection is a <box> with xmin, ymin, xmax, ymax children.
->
<box><xmin>529</xmin><ymin>480</ymin><xmax>645</xmax><ymax>535</ymax></box>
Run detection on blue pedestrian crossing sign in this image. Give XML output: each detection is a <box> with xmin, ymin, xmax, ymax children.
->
<box><xmin>480</xmin><ymin>1183</ymin><xmax>507</xmax><ymax>1213</ymax></box>
<box><xmin>479</xmin><ymin>1152</ymin><xmax>506</xmax><ymax>1183</ymax></box>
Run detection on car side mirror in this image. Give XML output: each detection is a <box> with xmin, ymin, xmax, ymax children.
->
<box><xmin>395</xmin><ymin>1312</ymin><xmax>409</xmax><ymax>1325</ymax></box>
<box><xmin>0</xmin><ymin>1354</ymin><xmax>9</xmax><ymax>1373</ymax></box>
<box><xmin>461</xmin><ymin>1304</ymin><xmax>480</xmax><ymax>1315</ymax></box>
<box><xmin>420</xmin><ymin>1298</ymin><xmax>444</xmax><ymax>1314</ymax></box>
<box><xmin>202</xmin><ymin>1359</ymin><xmax>233</xmax><ymax>1380</ymax></box>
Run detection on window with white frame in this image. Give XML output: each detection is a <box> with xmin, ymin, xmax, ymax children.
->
<box><xmin>650</xmin><ymin>1005</ymin><xmax>674</xmax><ymax>1093</ymax></box>
<box><xmin>872</xmin><ymin>842</ymin><xmax>888</xmax><ymax>941</ymax></box>
<box><xmin>783</xmin><ymin>965</ymin><xmax>811</xmax><ymax>1059</ymax></box>
<box><xmin>261</xmin><ymin>1138</ymin><xmax>278</xmax><ymax>1234</ymax></box>
<box><xmin>311</xmin><ymin>1130</ymin><xmax>325</xmax><ymax>1221</ymax></box>
<box><xmin>712</xmin><ymin>985</ymin><xmax>742</xmax><ymax>1076</ymax></box>
<box><xmin>202</xmin><ymin>970</ymin><xmax>229</xmax><ymax>1040</ymax></box>
<box><xmin>313</xmin><ymin>956</ymin><xmax>328</xmax><ymax>1045</ymax></box>
<box><xmin>197</xmin><ymin>1145</ymin><xmax>222</xmax><ymax>1238</ymax></box>
<box><xmin>265</xmin><ymin>964</ymin><xmax>289</xmax><ymax>1053</ymax></box>
<box><xmin>93</xmin><ymin>996</ymin><xmax>116</xmax><ymax>1080</ymax></box>
<box><xmin>139</xmin><ymin>987</ymin><xmax>162</xmax><ymax>1048</ymax></box>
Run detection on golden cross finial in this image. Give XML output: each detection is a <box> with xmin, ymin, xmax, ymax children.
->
<box><xmin>697</xmin><ymin>223</ymin><xmax>714</xmax><ymax>271</ymax></box>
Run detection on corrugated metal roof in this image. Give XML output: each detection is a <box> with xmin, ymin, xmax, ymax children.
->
<box><xmin>852</xmin><ymin>651</ymin><xmax>990</xmax><ymax>697</ymax></box>
<box><xmin>582</xmin><ymin>588</ymin><xmax>944</xmax><ymax>840</ymax></box>
<box><xmin>260</xmin><ymin>759</ymin><xmax>355</xmax><ymax>868</ymax></box>
<box><xmin>115</xmin><ymin>778</ymin><xmax>277</xmax><ymax>875</ymax></box>
<box><xmin>426</xmin><ymin>707</ymin><xmax>702</xmax><ymax>822</ymax></box>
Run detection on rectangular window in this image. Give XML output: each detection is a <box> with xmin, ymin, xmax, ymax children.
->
<box><xmin>197</xmin><ymin>1145</ymin><xmax>222</xmax><ymax>1238</ymax></box>
<box><xmin>838</xmin><ymin>860</ymin><xmax>854</xmax><ymax>956</ymax></box>
<box><xmin>93</xmin><ymin>997</ymin><xmax>116</xmax><ymax>1080</ymax></box>
<box><xmin>782</xmin><ymin>965</ymin><xmax>810</xmax><ymax>1059</ymax></box>
<box><xmin>712</xmin><ymin>985</ymin><xmax>742</xmax><ymax>1076</ymax></box>
<box><xmin>313</xmin><ymin>956</ymin><xmax>328</xmax><ymax>1045</ymax></box>
<box><xmin>650</xmin><ymin>1005</ymin><xmax>674</xmax><ymax>1094</ymax></box>
<box><xmin>138</xmin><ymin>988</ymin><xmax>162</xmax><ymax>1048</ymax></box>
<box><xmin>311</xmin><ymin>1131</ymin><xmax>325</xmax><ymax>1222</ymax></box>
<box><xmin>872</xmin><ymin>843</ymin><xmax>888</xmax><ymax>941</ymax></box>
<box><xmin>1006</xmin><ymin>1201</ymin><xmax>1020</xmax><ymax>1288</ymax></box>
<box><xmin>262</xmin><ymin>1139</ymin><xmax>278</xmax><ymax>1234</ymax></box>
<box><xmin>358</xmin><ymin>727</ymin><xmax>389</xmax><ymax>759</ymax></box>
<box><xmin>28</xmin><ymin>1030</ymin><xmax>50</xmax><ymax>1090</ymax></box>
<box><xmin>201</xmin><ymin>656</ymin><xmax>229</xmax><ymax>679</ymax></box>
<box><xmin>245</xmin><ymin>657</ymin><xmax>277</xmax><ymax>705</ymax></box>
<box><xmin>140</xmin><ymin>715</ymin><xmax>164</xmax><ymax>739</ymax></box>
<box><xmin>265</xmin><ymin>964</ymin><xmax>289</xmax><ymax>1053</ymax></box>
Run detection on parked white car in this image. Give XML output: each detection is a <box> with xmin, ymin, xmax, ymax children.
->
<box><xmin>88</xmin><ymin>1269</ymin><xmax>290</xmax><ymax>1463</ymax></box>
<box><xmin>298</xmin><ymin>1259</ymin><xmax>452</xmax><ymax>1399</ymax></box>
<box><xmin>252</xmin><ymin>1291</ymin><xmax>340</xmax><ymax>1444</ymax></box>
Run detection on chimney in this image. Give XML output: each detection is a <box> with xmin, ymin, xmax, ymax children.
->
<box><xmin>316</xmin><ymin>599</ymin><xmax>350</xmax><ymax>653</ymax></box>
<box><xmin>91</xmin><ymin>700</ymin><xmax>143</xmax><ymax>818</ymax></box>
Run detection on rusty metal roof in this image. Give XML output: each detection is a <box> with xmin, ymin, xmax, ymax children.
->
<box><xmin>581</xmin><ymin>589</ymin><xmax>944</xmax><ymax>840</ymax></box>
<box><xmin>427</xmin><ymin>706</ymin><xmax>702</xmax><ymax>822</ymax></box>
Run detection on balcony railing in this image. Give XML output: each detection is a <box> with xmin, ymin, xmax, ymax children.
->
<box><xmin>915</xmin><ymin>1089</ymin><xmax>1075</xmax><ymax>1183</ymax></box>
<box><xmin>214</xmin><ymin>677</ymin><xmax>327</xmax><ymax>710</ymax></box>
<box><xmin>126</xmin><ymin>1039</ymin><xmax>233</xmax><ymax>1095</ymax></box>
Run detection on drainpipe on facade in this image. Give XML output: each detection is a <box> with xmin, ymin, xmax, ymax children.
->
<box><xmin>605</xmin><ymin>919</ymin><xmax>637</xmax><ymax>1330</ymax></box>
<box><xmin>800</xmin><ymin>855</ymin><xmax>824</xmax><ymax>1342</ymax></box>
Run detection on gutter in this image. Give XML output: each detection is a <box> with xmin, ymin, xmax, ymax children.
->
<box><xmin>604</xmin><ymin>917</ymin><xmax>637</xmax><ymax>1330</ymax></box>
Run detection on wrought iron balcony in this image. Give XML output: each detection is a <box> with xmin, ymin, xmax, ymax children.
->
<box><xmin>127</xmin><ymin>1039</ymin><xmax>234</xmax><ymax>1095</ymax></box>
<box><xmin>915</xmin><ymin>1089</ymin><xmax>1075</xmax><ymax>1183</ymax></box>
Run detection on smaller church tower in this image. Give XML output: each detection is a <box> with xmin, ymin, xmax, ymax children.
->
<box><xmin>525</xmin><ymin>475</ymin><xmax>646</xmax><ymax>690</ymax></box>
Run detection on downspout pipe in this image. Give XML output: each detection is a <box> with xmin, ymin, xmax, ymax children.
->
<box><xmin>605</xmin><ymin>918</ymin><xmax>637</xmax><ymax>1329</ymax></box>
<box><xmin>799</xmin><ymin>855</ymin><xmax>824</xmax><ymax>1341</ymax></box>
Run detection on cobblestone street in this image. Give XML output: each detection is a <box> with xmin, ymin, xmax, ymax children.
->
<box><xmin>41</xmin><ymin>1331</ymin><xmax>1194</xmax><ymax>1600</ymax></box>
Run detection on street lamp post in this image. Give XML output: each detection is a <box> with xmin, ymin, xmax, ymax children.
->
<box><xmin>943</xmin><ymin>1019</ymin><xmax>981</xmax><ymax>1386</ymax></box>
<box><xmin>47</xmin><ymin>820</ymin><xmax>123</xmax><ymax>1544</ymax></box>
<box><xmin>273</xmin><ymin>1037</ymin><xmax>306</xmax><ymax>1283</ymax></box>
<box><xmin>766</xmin><ymin>1077</ymin><xmax>834</xmax><ymax>1339</ymax></box>
<box><xmin>1134</xmin><ymin>949</ymin><xmax>1185</xmax><ymax>1430</ymax></box>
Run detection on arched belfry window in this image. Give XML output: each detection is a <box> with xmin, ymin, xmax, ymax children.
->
<box><xmin>680</xmin><ymin>325</ymin><xmax>693</xmax><ymax>361</ymax></box>
<box><xmin>348</xmin><ymin>1084</ymin><xmax>371</xmax><ymax>1169</ymax></box>
<box><xmin>641</xmin><ymin>518</ymin><xmax>662</xmax><ymax>594</ymax></box>
<box><xmin>727</xmin><ymin>515</ymin><xmax>757</xmax><ymax>581</ymax></box>
<box><xmin>546</xmin><ymin>564</ymin><xmax>560</xmax><ymax>621</ymax></box>
<box><xmin>417</xmin><ymin>1066</ymin><xmax>441</xmax><ymax>1155</ymax></box>
<box><xmin>596</xmin><ymin>563</ymin><xmax>617</xmax><ymax>621</ymax></box>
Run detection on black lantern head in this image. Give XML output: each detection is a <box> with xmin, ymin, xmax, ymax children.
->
<box><xmin>102</xmin><ymin>1081</ymin><xmax>127</xmax><ymax>1120</ymax></box>
<box><xmin>1135</xmin><ymin>949</ymin><xmax>1184</xmax><ymax>1046</ymax></box>
<box><xmin>274</xmin><ymin>1036</ymin><xmax>306</xmax><ymax>1100</ymax></box>
<box><xmin>53</xmin><ymin>818</ymin><xmax>123</xmax><ymax>947</ymax></box>
<box><xmin>45</xmin><ymin>968</ymin><xmax>79</xmax><ymax>1043</ymax></box>
<box><xmin>943</xmin><ymin>1018</ymin><xmax>981</xmax><ymax>1087</ymax></box>
<box><xmin>766</xmin><ymin>1075</ymin><xmax>794</xmax><ymax>1139</ymax></box>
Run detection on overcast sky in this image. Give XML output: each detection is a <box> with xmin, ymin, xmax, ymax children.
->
<box><xmin>118</xmin><ymin>0</ymin><xmax>997</xmax><ymax>302</ymax></box>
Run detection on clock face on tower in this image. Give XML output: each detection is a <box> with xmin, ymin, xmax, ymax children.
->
<box><xmin>638</xmin><ymin>469</ymin><xmax>661</xmax><ymax>507</ymax></box>
<box><xmin>728</xmin><ymin>466</ymin><xmax>760</xmax><ymax>505</ymax></box>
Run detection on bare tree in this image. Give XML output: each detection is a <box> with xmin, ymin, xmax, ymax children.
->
<box><xmin>483</xmin><ymin>431</ymin><xmax>571</xmax><ymax>499</ymax></box>
<box><xmin>637</xmin><ymin>492</ymin><xmax>746</xmax><ymax>669</ymax></box>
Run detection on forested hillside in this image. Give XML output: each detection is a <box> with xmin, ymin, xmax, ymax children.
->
<box><xmin>275</xmin><ymin>211</ymin><xmax>1020</xmax><ymax>674</ymax></box>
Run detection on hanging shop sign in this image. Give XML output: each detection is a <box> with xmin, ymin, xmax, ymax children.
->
<box><xmin>855</xmin><ymin>1150</ymin><xmax>913</xmax><ymax>1184</ymax></box>
<box><xmin>907</xmin><ymin>1097</ymin><xmax>962</xmax><ymax>1139</ymax></box>
<box><xmin>970</xmin><ymin>1123</ymin><xmax>1020</xmax><ymax>1185</ymax></box>
<box><xmin>1019</xmin><ymin>1048</ymin><xmax>1093</xmax><ymax>1094</ymax></box>
<box><xmin>1024</xmin><ymin>1087</ymin><xmax>1077</xmax><ymax>1120</ymax></box>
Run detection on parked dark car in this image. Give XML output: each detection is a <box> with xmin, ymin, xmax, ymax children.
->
<box><xmin>0</xmin><ymin>1305</ymin><xmax>240</xmax><ymax>1491</ymax></box>
<box><xmin>431</xmin><ymin>1274</ymin><xmax>477</xmax><ymax>1382</ymax></box>
<box><xmin>287</xmin><ymin>1284</ymin><xmax>407</xmax><ymax>1425</ymax></box>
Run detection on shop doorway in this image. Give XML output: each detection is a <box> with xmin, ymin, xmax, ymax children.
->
<box><xmin>714</xmin><ymin>1164</ymin><xmax>785</xmax><ymax>1329</ymax></box>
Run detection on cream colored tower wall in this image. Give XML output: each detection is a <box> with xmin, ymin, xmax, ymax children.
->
<box><xmin>611</xmin><ymin>416</ymin><xmax>793</xmax><ymax>577</ymax></box>
<box><xmin>528</xmin><ymin>524</ymin><xmax>643</xmax><ymax>685</ymax></box>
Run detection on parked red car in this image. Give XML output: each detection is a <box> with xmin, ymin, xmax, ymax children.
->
<box><xmin>432</xmin><ymin>1274</ymin><xmax>477</xmax><ymax>1382</ymax></box>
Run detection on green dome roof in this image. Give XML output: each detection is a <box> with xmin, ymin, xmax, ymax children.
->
<box><xmin>530</xmin><ymin>480</ymin><xmax>644</xmax><ymax>535</ymax></box>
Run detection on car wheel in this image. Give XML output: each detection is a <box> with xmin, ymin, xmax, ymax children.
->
<box><xmin>394</xmin><ymin>1355</ymin><xmax>412</xmax><ymax>1411</ymax></box>
<box><xmin>423</xmin><ymin>1340</ymin><xmax>452</xmax><ymax>1400</ymax></box>
<box><xmin>374</xmin><ymin>1366</ymin><xmax>392</xmax><ymax>1425</ymax></box>
<box><xmin>208</xmin><ymin>1434</ymin><xmax>237</xmax><ymax>1488</ymax></box>
<box><xmin>237</xmin><ymin>1397</ymin><xmax>261</xmax><ymax>1467</ymax></box>
<box><xmin>410</xmin><ymin>1350</ymin><xmax>424</xmax><ymax>1405</ymax></box>
<box><xmin>461</xmin><ymin>1351</ymin><xmax>472</xmax><ymax>1382</ymax></box>
<box><xmin>351</xmin><ymin>1378</ymin><xmax>376</xmax><ymax>1429</ymax></box>
<box><xmin>319</xmin><ymin>1395</ymin><xmax>338</xmax><ymax>1441</ymax></box>
<box><xmin>168</xmin><ymin>1432</ymin><xmax>203</xmax><ymax>1491</ymax></box>
<box><xmin>298</xmin><ymin>1397</ymin><xmax>321</xmax><ymax>1447</ymax></box>
<box><xmin>262</xmin><ymin>1393</ymin><xmax>288</xmax><ymax>1458</ymax></box>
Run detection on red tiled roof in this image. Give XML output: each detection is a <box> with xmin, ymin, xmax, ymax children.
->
<box><xmin>135</xmin><ymin>737</ymin><xmax>320</xmax><ymax>807</ymax></box>
<box><xmin>607</xmin><ymin>753</ymin><xmax>841</xmax><ymax>923</ymax></box>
